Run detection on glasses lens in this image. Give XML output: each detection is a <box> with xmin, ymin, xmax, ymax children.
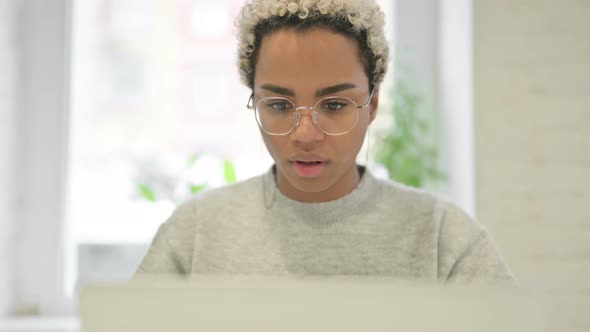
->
<box><xmin>255</xmin><ymin>98</ymin><xmax>297</xmax><ymax>134</ymax></box>
<box><xmin>315</xmin><ymin>97</ymin><xmax>358</xmax><ymax>134</ymax></box>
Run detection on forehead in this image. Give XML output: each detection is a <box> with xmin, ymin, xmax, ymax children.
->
<box><xmin>254</xmin><ymin>28</ymin><xmax>369</xmax><ymax>92</ymax></box>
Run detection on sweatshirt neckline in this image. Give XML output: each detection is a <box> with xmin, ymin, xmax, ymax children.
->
<box><xmin>262</xmin><ymin>164</ymin><xmax>380</xmax><ymax>226</ymax></box>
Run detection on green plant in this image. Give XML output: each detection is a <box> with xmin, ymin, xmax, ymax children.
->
<box><xmin>373</xmin><ymin>81</ymin><xmax>445</xmax><ymax>188</ymax></box>
<box><xmin>135</xmin><ymin>154</ymin><xmax>237</xmax><ymax>204</ymax></box>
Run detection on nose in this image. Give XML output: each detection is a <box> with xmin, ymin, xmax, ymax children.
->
<box><xmin>289</xmin><ymin>108</ymin><xmax>324</xmax><ymax>145</ymax></box>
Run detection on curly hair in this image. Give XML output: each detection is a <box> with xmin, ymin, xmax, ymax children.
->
<box><xmin>236</xmin><ymin>0</ymin><xmax>390</xmax><ymax>91</ymax></box>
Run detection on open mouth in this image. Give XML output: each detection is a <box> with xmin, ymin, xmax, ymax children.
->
<box><xmin>291</xmin><ymin>160</ymin><xmax>327</xmax><ymax>178</ymax></box>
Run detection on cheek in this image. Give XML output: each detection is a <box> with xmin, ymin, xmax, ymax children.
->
<box><xmin>359</xmin><ymin>109</ymin><xmax>373</xmax><ymax>128</ymax></box>
<box><xmin>260</xmin><ymin>133</ymin><xmax>285</xmax><ymax>157</ymax></box>
<box><xmin>352</xmin><ymin>111</ymin><xmax>371</xmax><ymax>140</ymax></box>
<box><xmin>332</xmin><ymin>125</ymin><xmax>368</xmax><ymax>159</ymax></box>
<box><xmin>350</xmin><ymin>111</ymin><xmax>372</xmax><ymax>145</ymax></box>
<box><xmin>351</xmin><ymin>113</ymin><xmax>372</xmax><ymax>149</ymax></box>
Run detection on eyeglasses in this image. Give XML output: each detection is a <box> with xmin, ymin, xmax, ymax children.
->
<box><xmin>246</xmin><ymin>90</ymin><xmax>375</xmax><ymax>136</ymax></box>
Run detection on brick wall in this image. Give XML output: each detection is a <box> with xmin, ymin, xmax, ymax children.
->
<box><xmin>0</xmin><ymin>0</ymin><xmax>17</xmax><ymax>317</ymax></box>
<box><xmin>475</xmin><ymin>0</ymin><xmax>590</xmax><ymax>291</ymax></box>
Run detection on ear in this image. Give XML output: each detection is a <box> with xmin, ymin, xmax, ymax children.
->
<box><xmin>369</xmin><ymin>87</ymin><xmax>380</xmax><ymax>124</ymax></box>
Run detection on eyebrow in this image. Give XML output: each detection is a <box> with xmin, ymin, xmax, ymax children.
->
<box><xmin>260</xmin><ymin>84</ymin><xmax>295</xmax><ymax>96</ymax></box>
<box><xmin>259</xmin><ymin>83</ymin><xmax>357</xmax><ymax>97</ymax></box>
<box><xmin>316</xmin><ymin>83</ymin><xmax>357</xmax><ymax>97</ymax></box>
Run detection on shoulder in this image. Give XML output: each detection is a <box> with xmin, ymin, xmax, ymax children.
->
<box><xmin>144</xmin><ymin>174</ymin><xmax>263</xmax><ymax>255</ymax></box>
<box><xmin>371</xmin><ymin>173</ymin><xmax>485</xmax><ymax>239</ymax></box>
<box><xmin>372</xmin><ymin>176</ymin><xmax>511</xmax><ymax>281</ymax></box>
<box><xmin>371</xmin><ymin>175</ymin><xmax>443</xmax><ymax>226</ymax></box>
<box><xmin>434</xmin><ymin>202</ymin><xmax>515</xmax><ymax>283</ymax></box>
<box><xmin>375</xmin><ymin>176</ymin><xmax>440</xmax><ymax>212</ymax></box>
<box><xmin>161</xmin><ymin>173</ymin><xmax>264</xmax><ymax>231</ymax></box>
<box><xmin>179</xmin><ymin>173</ymin><xmax>263</xmax><ymax>212</ymax></box>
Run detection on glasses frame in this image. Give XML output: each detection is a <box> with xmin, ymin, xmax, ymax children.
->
<box><xmin>246</xmin><ymin>89</ymin><xmax>375</xmax><ymax>136</ymax></box>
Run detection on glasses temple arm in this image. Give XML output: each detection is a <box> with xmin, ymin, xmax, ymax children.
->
<box><xmin>247</xmin><ymin>93</ymin><xmax>255</xmax><ymax>109</ymax></box>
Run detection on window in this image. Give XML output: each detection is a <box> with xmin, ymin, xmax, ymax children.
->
<box><xmin>14</xmin><ymin>0</ymin><xmax>472</xmax><ymax>315</ymax></box>
<box><xmin>66</xmin><ymin>0</ymin><xmax>397</xmax><ymax>302</ymax></box>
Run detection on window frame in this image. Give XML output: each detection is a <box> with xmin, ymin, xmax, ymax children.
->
<box><xmin>15</xmin><ymin>0</ymin><xmax>74</xmax><ymax>315</ymax></box>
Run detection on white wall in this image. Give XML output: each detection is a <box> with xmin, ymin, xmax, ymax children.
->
<box><xmin>0</xmin><ymin>0</ymin><xmax>18</xmax><ymax>317</ymax></box>
<box><xmin>439</xmin><ymin>0</ymin><xmax>474</xmax><ymax>217</ymax></box>
<box><xmin>474</xmin><ymin>0</ymin><xmax>590</xmax><ymax>291</ymax></box>
<box><xmin>13</xmin><ymin>0</ymin><xmax>72</xmax><ymax>315</ymax></box>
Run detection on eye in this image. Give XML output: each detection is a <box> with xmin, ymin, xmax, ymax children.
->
<box><xmin>327</xmin><ymin>102</ymin><xmax>343</xmax><ymax>111</ymax></box>
<box><xmin>265</xmin><ymin>100</ymin><xmax>292</xmax><ymax>112</ymax></box>
<box><xmin>321</xmin><ymin>99</ymin><xmax>349</xmax><ymax>112</ymax></box>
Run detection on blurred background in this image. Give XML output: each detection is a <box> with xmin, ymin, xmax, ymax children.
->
<box><xmin>0</xmin><ymin>0</ymin><xmax>589</xmax><ymax>330</ymax></box>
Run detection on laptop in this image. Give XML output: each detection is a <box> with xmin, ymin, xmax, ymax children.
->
<box><xmin>79</xmin><ymin>276</ymin><xmax>543</xmax><ymax>332</ymax></box>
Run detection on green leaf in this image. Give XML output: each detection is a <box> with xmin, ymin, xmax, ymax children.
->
<box><xmin>187</xmin><ymin>153</ymin><xmax>200</xmax><ymax>166</ymax></box>
<box><xmin>372</xmin><ymin>77</ymin><xmax>446</xmax><ymax>188</ymax></box>
<box><xmin>223</xmin><ymin>159</ymin><xmax>237</xmax><ymax>183</ymax></box>
<box><xmin>137</xmin><ymin>183</ymin><xmax>157</xmax><ymax>202</ymax></box>
<box><xmin>190</xmin><ymin>183</ymin><xmax>209</xmax><ymax>194</ymax></box>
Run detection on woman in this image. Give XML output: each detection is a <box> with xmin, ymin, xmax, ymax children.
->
<box><xmin>134</xmin><ymin>0</ymin><xmax>516</xmax><ymax>284</ymax></box>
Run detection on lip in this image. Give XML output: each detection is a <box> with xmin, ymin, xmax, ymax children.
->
<box><xmin>289</xmin><ymin>153</ymin><xmax>329</xmax><ymax>163</ymax></box>
<box><xmin>289</xmin><ymin>160</ymin><xmax>328</xmax><ymax>178</ymax></box>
